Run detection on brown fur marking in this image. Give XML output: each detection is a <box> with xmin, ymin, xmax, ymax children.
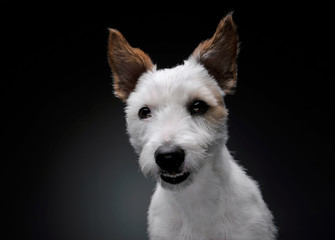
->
<box><xmin>107</xmin><ymin>29</ymin><xmax>154</xmax><ymax>101</ymax></box>
<box><xmin>206</xmin><ymin>87</ymin><xmax>228</xmax><ymax>125</ymax></box>
<box><xmin>192</xmin><ymin>13</ymin><xmax>239</xmax><ymax>94</ymax></box>
<box><xmin>206</xmin><ymin>101</ymin><xmax>227</xmax><ymax>125</ymax></box>
<box><xmin>188</xmin><ymin>85</ymin><xmax>228</xmax><ymax>125</ymax></box>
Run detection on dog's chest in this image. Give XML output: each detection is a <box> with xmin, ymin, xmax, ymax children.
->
<box><xmin>148</xmin><ymin>183</ymin><xmax>233</xmax><ymax>240</ymax></box>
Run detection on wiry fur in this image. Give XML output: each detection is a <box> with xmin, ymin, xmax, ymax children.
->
<box><xmin>108</xmin><ymin>13</ymin><xmax>277</xmax><ymax>240</ymax></box>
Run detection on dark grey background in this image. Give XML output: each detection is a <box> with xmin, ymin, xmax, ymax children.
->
<box><xmin>3</xmin><ymin>4</ymin><xmax>333</xmax><ymax>240</ymax></box>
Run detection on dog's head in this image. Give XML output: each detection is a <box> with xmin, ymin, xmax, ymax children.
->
<box><xmin>108</xmin><ymin>14</ymin><xmax>239</xmax><ymax>190</ymax></box>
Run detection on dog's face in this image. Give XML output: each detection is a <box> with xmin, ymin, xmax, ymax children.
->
<box><xmin>125</xmin><ymin>61</ymin><xmax>228</xmax><ymax>189</ymax></box>
<box><xmin>108</xmin><ymin>14</ymin><xmax>239</xmax><ymax>190</ymax></box>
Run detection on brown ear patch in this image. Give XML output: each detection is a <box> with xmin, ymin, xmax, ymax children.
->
<box><xmin>107</xmin><ymin>29</ymin><xmax>154</xmax><ymax>101</ymax></box>
<box><xmin>192</xmin><ymin>13</ymin><xmax>239</xmax><ymax>94</ymax></box>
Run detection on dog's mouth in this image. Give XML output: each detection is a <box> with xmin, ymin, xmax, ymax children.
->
<box><xmin>159</xmin><ymin>171</ymin><xmax>191</xmax><ymax>185</ymax></box>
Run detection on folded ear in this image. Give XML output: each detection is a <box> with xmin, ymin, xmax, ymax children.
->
<box><xmin>191</xmin><ymin>13</ymin><xmax>239</xmax><ymax>94</ymax></box>
<box><xmin>107</xmin><ymin>29</ymin><xmax>154</xmax><ymax>101</ymax></box>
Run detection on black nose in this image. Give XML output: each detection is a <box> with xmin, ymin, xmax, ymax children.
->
<box><xmin>154</xmin><ymin>145</ymin><xmax>185</xmax><ymax>172</ymax></box>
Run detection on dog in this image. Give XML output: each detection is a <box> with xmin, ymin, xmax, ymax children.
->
<box><xmin>107</xmin><ymin>13</ymin><xmax>277</xmax><ymax>240</ymax></box>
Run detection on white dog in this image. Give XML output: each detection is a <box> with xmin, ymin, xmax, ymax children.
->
<box><xmin>107</xmin><ymin>13</ymin><xmax>277</xmax><ymax>240</ymax></box>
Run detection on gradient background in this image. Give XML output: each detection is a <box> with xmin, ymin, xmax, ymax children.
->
<box><xmin>3</xmin><ymin>4</ymin><xmax>333</xmax><ymax>240</ymax></box>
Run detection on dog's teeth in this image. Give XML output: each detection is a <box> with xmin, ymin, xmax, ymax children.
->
<box><xmin>161</xmin><ymin>172</ymin><xmax>185</xmax><ymax>178</ymax></box>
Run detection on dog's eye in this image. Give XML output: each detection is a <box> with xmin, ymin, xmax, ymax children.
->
<box><xmin>138</xmin><ymin>107</ymin><xmax>152</xmax><ymax>119</ymax></box>
<box><xmin>188</xmin><ymin>100</ymin><xmax>209</xmax><ymax>116</ymax></box>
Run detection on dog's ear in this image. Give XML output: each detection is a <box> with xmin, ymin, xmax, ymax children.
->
<box><xmin>107</xmin><ymin>29</ymin><xmax>154</xmax><ymax>101</ymax></box>
<box><xmin>191</xmin><ymin>13</ymin><xmax>239</xmax><ymax>94</ymax></box>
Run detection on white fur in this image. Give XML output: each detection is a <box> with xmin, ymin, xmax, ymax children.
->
<box><xmin>124</xmin><ymin>59</ymin><xmax>276</xmax><ymax>240</ymax></box>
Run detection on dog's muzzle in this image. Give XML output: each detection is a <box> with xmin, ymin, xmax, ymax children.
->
<box><xmin>154</xmin><ymin>145</ymin><xmax>190</xmax><ymax>184</ymax></box>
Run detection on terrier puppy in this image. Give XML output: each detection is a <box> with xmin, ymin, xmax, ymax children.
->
<box><xmin>107</xmin><ymin>13</ymin><xmax>277</xmax><ymax>240</ymax></box>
